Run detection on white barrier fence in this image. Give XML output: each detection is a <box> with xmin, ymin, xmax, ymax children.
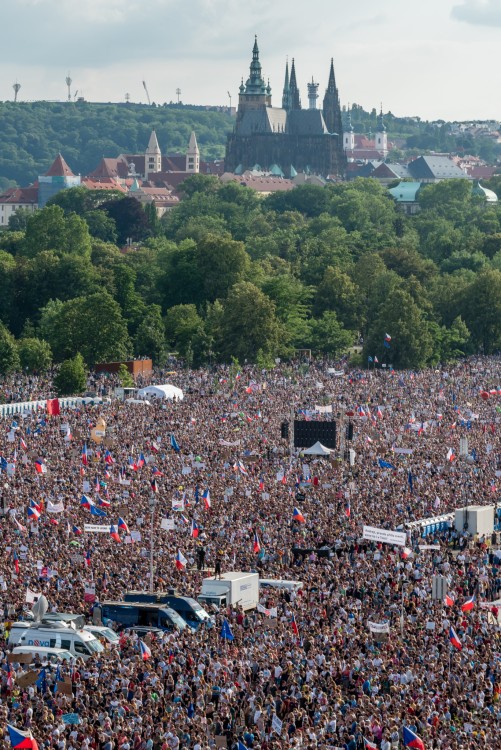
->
<box><xmin>0</xmin><ymin>397</ymin><xmax>107</xmax><ymax>418</ymax></box>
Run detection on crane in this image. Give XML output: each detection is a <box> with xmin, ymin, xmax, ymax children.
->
<box><xmin>142</xmin><ymin>80</ymin><xmax>151</xmax><ymax>105</ymax></box>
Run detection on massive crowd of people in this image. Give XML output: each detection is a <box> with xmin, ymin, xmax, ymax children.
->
<box><xmin>1</xmin><ymin>357</ymin><xmax>501</xmax><ymax>750</ymax></box>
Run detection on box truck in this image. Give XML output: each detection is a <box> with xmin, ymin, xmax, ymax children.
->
<box><xmin>198</xmin><ymin>572</ymin><xmax>259</xmax><ymax>611</ymax></box>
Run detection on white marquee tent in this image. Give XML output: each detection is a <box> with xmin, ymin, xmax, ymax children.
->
<box><xmin>302</xmin><ymin>441</ymin><xmax>332</xmax><ymax>456</ymax></box>
<box><xmin>136</xmin><ymin>384</ymin><xmax>184</xmax><ymax>401</ymax></box>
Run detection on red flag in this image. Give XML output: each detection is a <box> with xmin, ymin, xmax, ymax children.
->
<box><xmin>46</xmin><ymin>399</ymin><xmax>60</xmax><ymax>416</ymax></box>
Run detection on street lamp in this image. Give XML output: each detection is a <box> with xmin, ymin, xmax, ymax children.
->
<box><xmin>148</xmin><ymin>493</ymin><xmax>157</xmax><ymax>594</ymax></box>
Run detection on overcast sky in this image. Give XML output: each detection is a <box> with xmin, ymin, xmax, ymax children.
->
<box><xmin>1</xmin><ymin>0</ymin><xmax>499</xmax><ymax>121</ymax></box>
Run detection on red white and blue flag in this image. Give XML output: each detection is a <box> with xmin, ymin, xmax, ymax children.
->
<box><xmin>449</xmin><ymin>625</ymin><xmax>462</xmax><ymax>651</ymax></box>
<box><xmin>139</xmin><ymin>640</ymin><xmax>151</xmax><ymax>661</ymax></box>
<box><xmin>444</xmin><ymin>594</ymin><xmax>454</xmax><ymax>607</ymax></box>
<box><xmin>191</xmin><ymin>520</ymin><xmax>199</xmax><ymax>539</ymax></box>
<box><xmin>175</xmin><ymin>550</ymin><xmax>188</xmax><ymax>570</ymax></box>
<box><xmin>403</xmin><ymin>727</ymin><xmax>425</xmax><ymax>750</ymax></box>
<box><xmin>203</xmin><ymin>489</ymin><xmax>211</xmax><ymax>509</ymax></box>
<box><xmin>253</xmin><ymin>531</ymin><xmax>261</xmax><ymax>554</ymax></box>
<box><xmin>81</xmin><ymin>444</ymin><xmax>88</xmax><ymax>466</ymax></box>
<box><xmin>293</xmin><ymin>507</ymin><xmax>305</xmax><ymax>523</ymax></box>
<box><xmin>104</xmin><ymin>450</ymin><xmax>114</xmax><ymax>464</ymax></box>
<box><xmin>7</xmin><ymin>724</ymin><xmax>39</xmax><ymax>750</ymax></box>
<box><xmin>290</xmin><ymin>614</ymin><xmax>299</xmax><ymax>636</ymax></box>
<box><xmin>110</xmin><ymin>524</ymin><xmax>121</xmax><ymax>542</ymax></box>
<box><xmin>34</xmin><ymin>460</ymin><xmax>47</xmax><ymax>474</ymax></box>
<box><xmin>118</xmin><ymin>517</ymin><xmax>129</xmax><ymax>534</ymax></box>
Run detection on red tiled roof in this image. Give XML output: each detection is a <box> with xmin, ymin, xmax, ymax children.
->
<box><xmin>44</xmin><ymin>153</ymin><xmax>75</xmax><ymax>177</ymax></box>
<box><xmin>81</xmin><ymin>177</ymin><xmax>127</xmax><ymax>192</ymax></box>
<box><xmin>466</xmin><ymin>166</ymin><xmax>497</xmax><ymax>179</ymax></box>
<box><xmin>0</xmin><ymin>186</ymin><xmax>38</xmax><ymax>204</ymax></box>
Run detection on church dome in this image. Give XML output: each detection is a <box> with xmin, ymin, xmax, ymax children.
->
<box><xmin>472</xmin><ymin>181</ymin><xmax>498</xmax><ymax>203</ymax></box>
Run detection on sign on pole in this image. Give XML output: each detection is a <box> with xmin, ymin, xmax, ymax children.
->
<box><xmin>83</xmin><ymin>524</ymin><xmax>109</xmax><ymax>533</ymax></box>
<box><xmin>432</xmin><ymin>574</ymin><xmax>448</xmax><ymax>600</ymax></box>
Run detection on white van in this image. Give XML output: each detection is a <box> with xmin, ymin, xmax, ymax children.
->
<box><xmin>12</xmin><ymin>646</ymin><xmax>74</xmax><ymax>665</ymax></box>
<box><xmin>259</xmin><ymin>579</ymin><xmax>304</xmax><ymax>593</ymax></box>
<box><xmin>84</xmin><ymin>625</ymin><xmax>120</xmax><ymax>646</ymax></box>
<box><xmin>8</xmin><ymin>620</ymin><xmax>103</xmax><ymax>660</ymax></box>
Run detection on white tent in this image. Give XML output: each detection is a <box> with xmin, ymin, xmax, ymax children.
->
<box><xmin>302</xmin><ymin>441</ymin><xmax>332</xmax><ymax>456</ymax></box>
<box><xmin>136</xmin><ymin>384</ymin><xmax>184</xmax><ymax>401</ymax></box>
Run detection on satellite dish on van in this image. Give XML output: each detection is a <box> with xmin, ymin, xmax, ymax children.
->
<box><xmin>31</xmin><ymin>594</ymin><xmax>49</xmax><ymax>622</ymax></box>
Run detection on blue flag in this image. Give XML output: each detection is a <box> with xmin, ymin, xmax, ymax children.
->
<box><xmin>383</xmin><ymin>340</ymin><xmax>391</xmax><ymax>349</ymax></box>
<box><xmin>35</xmin><ymin>668</ymin><xmax>47</xmax><ymax>693</ymax></box>
<box><xmin>90</xmin><ymin>505</ymin><xmax>107</xmax><ymax>517</ymax></box>
<box><xmin>408</xmin><ymin>471</ymin><xmax>413</xmax><ymax>493</ymax></box>
<box><xmin>367</xmin><ymin>356</ymin><xmax>373</xmax><ymax>363</ymax></box>
<box><xmin>220</xmin><ymin>619</ymin><xmax>234</xmax><ymax>641</ymax></box>
<box><xmin>238</xmin><ymin>742</ymin><xmax>248</xmax><ymax>750</ymax></box>
<box><xmin>378</xmin><ymin>458</ymin><xmax>395</xmax><ymax>470</ymax></box>
<box><xmin>171</xmin><ymin>434</ymin><xmax>180</xmax><ymax>453</ymax></box>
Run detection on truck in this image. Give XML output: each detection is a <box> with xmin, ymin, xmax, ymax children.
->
<box><xmin>198</xmin><ymin>572</ymin><xmax>259</xmax><ymax>611</ymax></box>
<box><xmin>92</xmin><ymin>601</ymin><xmax>187</xmax><ymax>632</ymax></box>
<box><xmin>122</xmin><ymin>590</ymin><xmax>213</xmax><ymax>630</ymax></box>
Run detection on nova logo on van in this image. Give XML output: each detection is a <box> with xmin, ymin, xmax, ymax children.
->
<box><xmin>28</xmin><ymin>639</ymin><xmax>50</xmax><ymax>647</ymax></box>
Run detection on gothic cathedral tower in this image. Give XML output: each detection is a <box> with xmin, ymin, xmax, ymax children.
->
<box><xmin>322</xmin><ymin>59</ymin><xmax>343</xmax><ymax>137</ymax></box>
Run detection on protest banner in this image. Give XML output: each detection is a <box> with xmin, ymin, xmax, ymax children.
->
<box><xmin>362</xmin><ymin>526</ymin><xmax>406</xmax><ymax>547</ymax></box>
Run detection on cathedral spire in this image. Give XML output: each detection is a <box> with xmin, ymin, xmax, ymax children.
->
<box><xmin>243</xmin><ymin>35</ymin><xmax>267</xmax><ymax>95</ymax></box>
<box><xmin>289</xmin><ymin>58</ymin><xmax>301</xmax><ymax>110</ymax></box>
<box><xmin>326</xmin><ymin>58</ymin><xmax>337</xmax><ymax>94</ymax></box>
<box><xmin>282</xmin><ymin>59</ymin><xmax>290</xmax><ymax>111</ymax></box>
<box><xmin>322</xmin><ymin>57</ymin><xmax>342</xmax><ymax>137</ymax></box>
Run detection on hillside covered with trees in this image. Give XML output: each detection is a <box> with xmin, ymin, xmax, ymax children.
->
<box><xmin>1</xmin><ymin>177</ymin><xmax>501</xmax><ymax>380</ymax></box>
<box><xmin>0</xmin><ymin>102</ymin><xmax>232</xmax><ymax>190</ymax></box>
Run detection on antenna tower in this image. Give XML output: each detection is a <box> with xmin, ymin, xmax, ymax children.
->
<box><xmin>65</xmin><ymin>73</ymin><xmax>72</xmax><ymax>102</ymax></box>
<box><xmin>142</xmin><ymin>80</ymin><xmax>151</xmax><ymax>105</ymax></box>
<box><xmin>176</xmin><ymin>88</ymin><xmax>182</xmax><ymax>104</ymax></box>
<box><xmin>13</xmin><ymin>82</ymin><xmax>21</xmax><ymax>103</ymax></box>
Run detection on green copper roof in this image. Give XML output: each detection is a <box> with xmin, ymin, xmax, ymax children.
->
<box><xmin>388</xmin><ymin>181</ymin><xmax>421</xmax><ymax>202</ymax></box>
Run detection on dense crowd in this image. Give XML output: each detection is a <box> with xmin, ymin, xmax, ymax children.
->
<box><xmin>1</xmin><ymin>357</ymin><xmax>501</xmax><ymax>750</ymax></box>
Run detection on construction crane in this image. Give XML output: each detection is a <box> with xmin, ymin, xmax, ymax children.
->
<box><xmin>142</xmin><ymin>80</ymin><xmax>151</xmax><ymax>105</ymax></box>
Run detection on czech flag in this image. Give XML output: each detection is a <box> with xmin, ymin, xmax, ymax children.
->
<box><xmin>13</xmin><ymin>551</ymin><xmax>19</xmax><ymax>574</ymax></box>
<box><xmin>364</xmin><ymin>740</ymin><xmax>378</xmax><ymax>750</ymax></box>
<box><xmin>118</xmin><ymin>517</ymin><xmax>129</xmax><ymax>534</ymax></box>
<box><xmin>152</xmin><ymin>466</ymin><xmax>163</xmax><ymax>476</ymax></box>
<box><xmin>180</xmin><ymin>514</ymin><xmax>190</xmax><ymax>525</ymax></box>
<box><xmin>151</xmin><ymin>478</ymin><xmax>159</xmax><ymax>493</ymax></box>
<box><xmin>96</xmin><ymin>495</ymin><xmax>110</xmax><ymax>508</ymax></box>
<box><xmin>190</xmin><ymin>520</ymin><xmax>199</xmax><ymax>539</ymax></box>
<box><xmin>403</xmin><ymin>727</ymin><xmax>425</xmax><ymax>750</ymax></box>
<box><xmin>128</xmin><ymin>458</ymin><xmax>138</xmax><ymax>471</ymax></box>
<box><xmin>34</xmin><ymin>460</ymin><xmax>47</xmax><ymax>474</ymax></box>
<box><xmin>30</xmin><ymin>499</ymin><xmax>41</xmax><ymax>512</ymax></box>
<box><xmin>72</xmin><ymin>525</ymin><xmax>82</xmax><ymax>536</ymax></box>
<box><xmin>461</xmin><ymin>595</ymin><xmax>475</xmax><ymax>613</ymax></box>
<box><xmin>28</xmin><ymin>506</ymin><xmax>40</xmax><ymax>521</ymax></box>
<box><xmin>449</xmin><ymin>625</ymin><xmax>462</xmax><ymax>651</ymax></box>
<box><xmin>137</xmin><ymin>453</ymin><xmax>146</xmax><ymax>468</ymax></box>
<box><xmin>444</xmin><ymin>594</ymin><xmax>454</xmax><ymax>607</ymax></box>
<box><xmin>104</xmin><ymin>450</ymin><xmax>114</xmax><ymax>465</ymax></box>
<box><xmin>110</xmin><ymin>524</ymin><xmax>121</xmax><ymax>542</ymax></box>
<box><xmin>80</xmin><ymin>495</ymin><xmax>93</xmax><ymax>510</ymax></box>
<box><xmin>253</xmin><ymin>531</ymin><xmax>261</xmax><ymax>554</ymax></box>
<box><xmin>446</xmin><ymin>448</ymin><xmax>455</xmax><ymax>462</ymax></box>
<box><xmin>258</xmin><ymin>477</ymin><xmax>264</xmax><ymax>491</ymax></box>
<box><xmin>85</xmin><ymin>550</ymin><xmax>91</xmax><ymax>567</ymax></box>
<box><xmin>203</xmin><ymin>489</ymin><xmax>211</xmax><ymax>510</ymax></box>
<box><xmin>384</xmin><ymin>333</ymin><xmax>392</xmax><ymax>342</ymax></box>
<box><xmin>7</xmin><ymin>725</ymin><xmax>39</xmax><ymax>750</ymax></box>
<box><xmin>293</xmin><ymin>507</ymin><xmax>305</xmax><ymax>523</ymax></box>
<box><xmin>402</xmin><ymin>547</ymin><xmax>413</xmax><ymax>560</ymax></box>
<box><xmin>290</xmin><ymin>614</ymin><xmax>299</xmax><ymax>636</ymax></box>
<box><xmin>175</xmin><ymin>550</ymin><xmax>188</xmax><ymax>570</ymax></box>
<box><xmin>344</xmin><ymin>500</ymin><xmax>351</xmax><ymax>519</ymax></box>
<box><xmin>81</xmin><ymin>444</ymin><xmax>88</xmax><ymax>466</ymax></box>
<box><xmin>139</xmin><ymin>640</ymin><xmax>151</xmax><ymax>661</ymax></box>
<box><xmin>20</xmin><ymin>437</ymin><xmax>27</xmax><ymax>451</ymax></box>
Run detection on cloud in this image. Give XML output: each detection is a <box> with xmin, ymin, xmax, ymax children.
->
<box><xmin>451</xmin><ymin>0</ymin><xmax>501</xmax><ymax>26</ymax></box>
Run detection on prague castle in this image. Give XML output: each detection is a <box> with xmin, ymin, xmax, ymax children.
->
<box><xmin>225</xmin><ymin>38</ymin><xmax>346</xmax><ymax>178</ymax></box>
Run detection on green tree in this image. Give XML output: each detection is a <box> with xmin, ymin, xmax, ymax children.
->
<box><xmin>0</xmin><ymin>323</ymin><xmax>20</xmax><ymax>374</ymax></box>
<box><xmin>315</xmin><ymin>266</ymin><xmax>363</xmax><ymax>329</ymax></box>
<box><xmin>462</xmin><ymin>269</ymin><xmax>501</xmax><ymax>353</ymax></box>
<box><xmin>8</xmin><ymin>207</ymin><xmax>32</xmax><ymax>231</ymax></box>
<box><xmin>40</xmin><ymin>291</ymin><xmax>132</xmax><ymax>364</ymax></box>
<box><xmin>134</xmin><ymin>305</ymin><xmax>166</xmax><ymax>365</ymax></box>
<box><xmin>364</xmin><ymin>288</ymin><xmax>434</xmax><ymax>369</ymax></box>
<box><xmin>310</xmin><ymin>311</ymin><xmax>354</xmax><ymax>355</ymax></box>
<box><xmin>54</xmin><ymin>353</ymin><xmax>87</xmax><ymax>395</ymax></box>
<box><xmin>118</xmin><ymin>363</ymin><xmax>134</xmax><ymax>388</ymax></box>
<box><xmin>17</xmin><ymin>337</ymin><xmax>52</xmax><ymax>372</ymax></box>
<box><xmin>195</xmin><ymin>234</ymin><xmax>251</xmax><ymax>302</ymax></box>
<box><xmin>20</xmin><ymin>205</ymin><xmax>92</xmax><ymax>259</ymax></box>
<box><xmin>165</xmin><ymin>304</ymin><xmax>204</xmax><ymax>358</ymax></box>
<box><xmin>84</xmin><ymin>210</ymin><xmax>118</xmax><ymax>243</ymax></box>
<box><xmin>217</xmin><ymin>282</ymin><xmax>284</xmax><ymax>363</ymax></box>
<box><xmin>100</xmin><ymin>197</ymin><xmax>152</xmax><ymax>245</ymax></box>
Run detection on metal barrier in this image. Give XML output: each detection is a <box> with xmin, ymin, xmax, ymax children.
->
<box><xmin>0</xmin><ymin>397</ymin><xmax>85</xmax><ymax>418</ymax></box>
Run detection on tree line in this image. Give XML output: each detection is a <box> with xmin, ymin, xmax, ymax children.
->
<box><xmin>1</xmin><ymin>176</ymin><xmax>501</xmax><ymax>385</ymax></box>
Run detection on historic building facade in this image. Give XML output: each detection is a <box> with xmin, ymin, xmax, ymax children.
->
<box><xmin>225</xmin><ymin>38</ymin><xmax>346</xmax><ymax>178</ymax></box>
